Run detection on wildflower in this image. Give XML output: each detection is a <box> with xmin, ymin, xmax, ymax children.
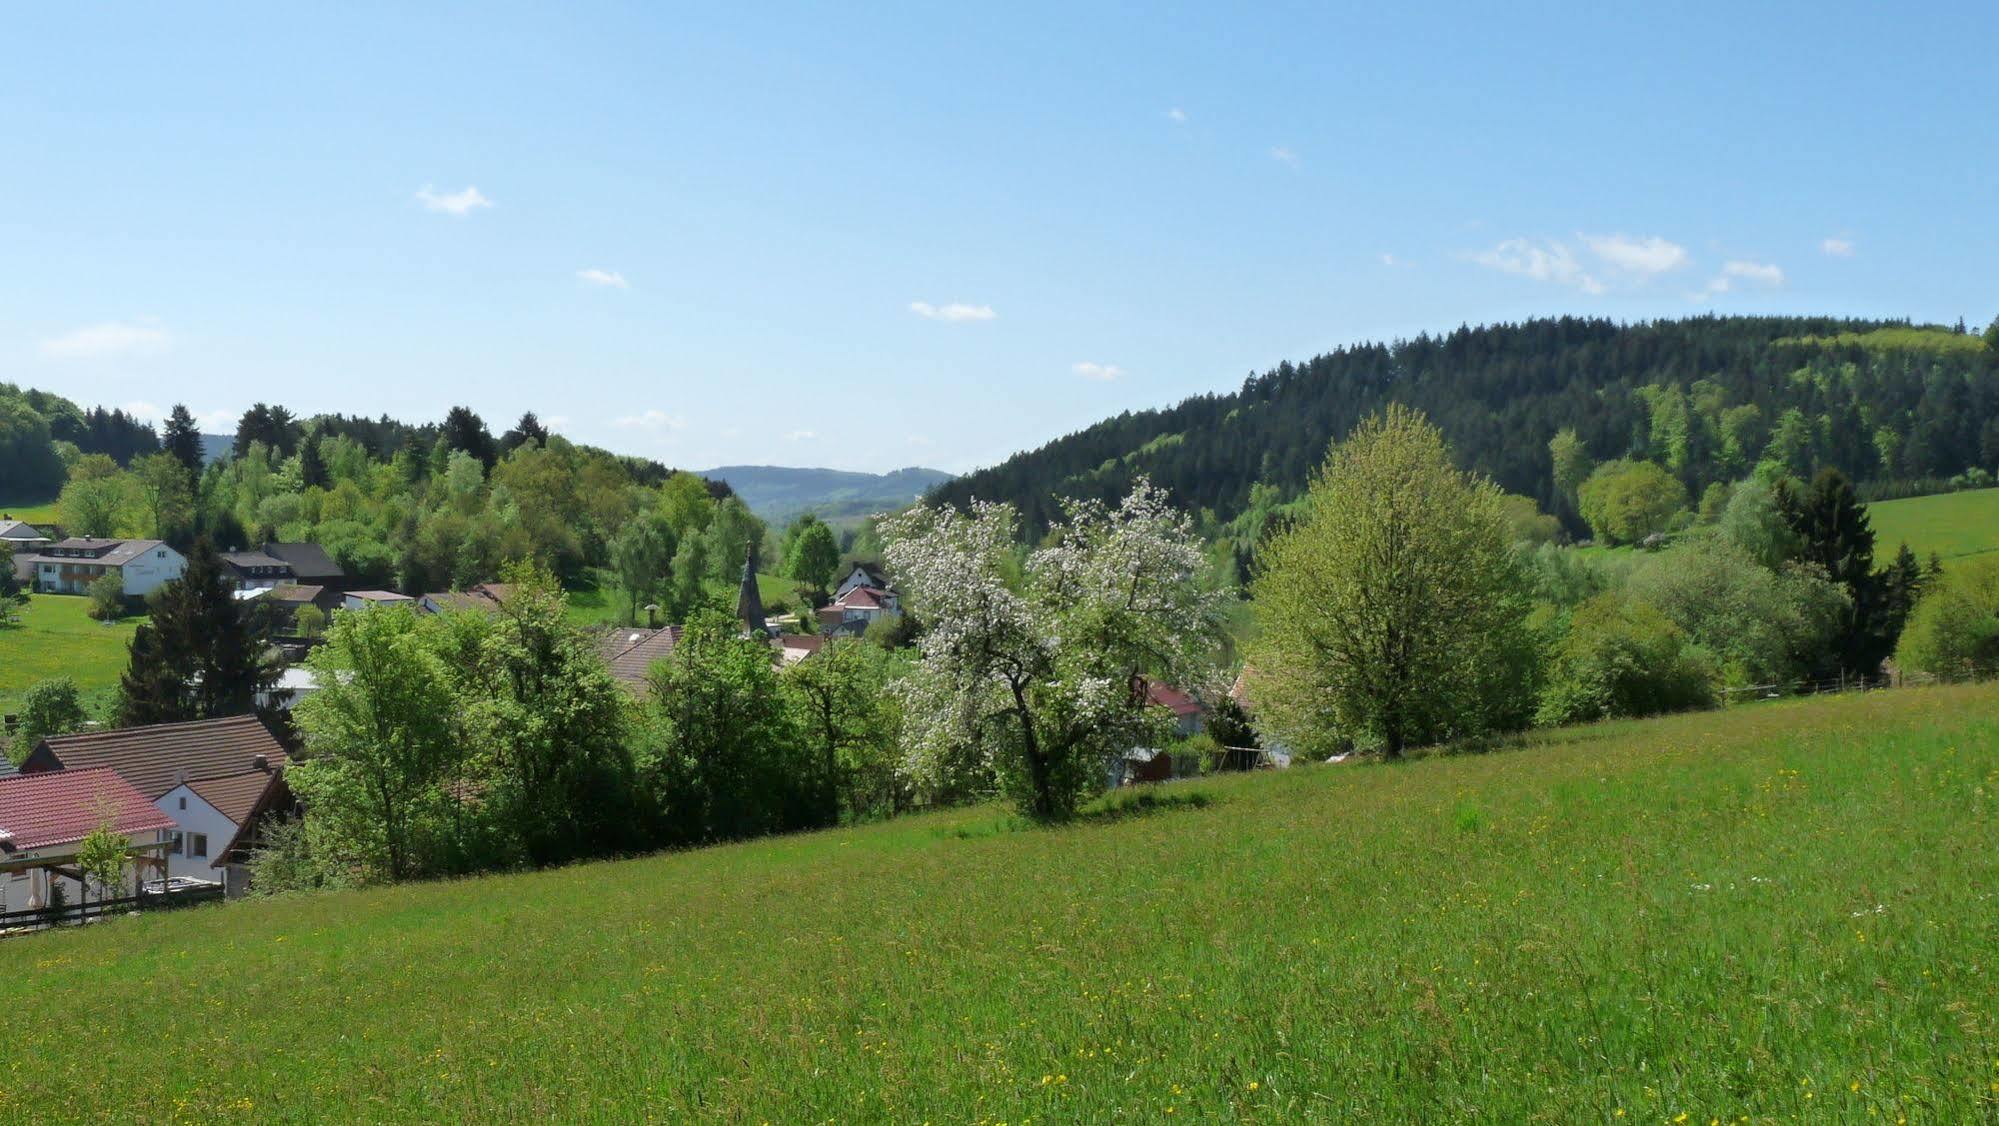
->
<box><xmin>1247</xmin><ymin>1081</ymin><xmax>1260</xmax><ymax>1091</ymax></box>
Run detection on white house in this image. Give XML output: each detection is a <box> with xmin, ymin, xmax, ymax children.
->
<box><xmin>21</xmin><ymin>714</ymin><xmax>292</xmax><ymax>898</ymax></box>
<box><xmin>19</xmin><ymin>537</ymin><xmax>185</xmax><ymax>597</ymax></box>
<box><xmin>0</xmin><ymin>766</ymin><xmax>177</xmax><ymax>917</ymax></box>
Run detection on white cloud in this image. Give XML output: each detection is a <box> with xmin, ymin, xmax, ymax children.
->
<box><xmin>1582</xmin><ymin>233</ymin><xmax>1689</xmax><ymax>276</ymax></box>
<box><xmin>40</xmin><ymin>320</ymin><xmax>171</xmax><ymax>359</ymax></box>
<box><xmin>576</xmin><ymin>268</ymin><xmax>628</xmax><ymax>289</ymax></box>
<box><xmin>613</xmin><ymin>409</ymin><xmax>684</xmax><ymax>431</ymax></box>
<box><xmin>909</xmin><ymin>301</ymin><xmax>996</xmax><ymax>322</ymax></box>
<box><xmin>1380</xmin><ymin>253</ymin><xmax>1410</xmax><ymax>268</ymax></box>
<box><xmin>1269</xmin><ymin>146</ymin><xmax>1298</xmax><ymax>165</ymax></box>
<box><xmin>1694</xmin><ymin>259</ymin><xmax>1786</xmax><ymax>301</ymax></box>
<box><xmin>1166</xmin><ymin>107</ymin><xmax>1187</xmax><ymax>124</ymax></box>
<box><xmin>415</xmin><ymin>185</ymin><xmax>494</xmax><ymax>216</ymax></box>
<box><xmin>122</xmin><ymin>401</ymin><xmax>236</xmax><ymax>431</ymax></box>
<box><xmin>1469</xmin><ymin>239</ymin><xmax>1604</xmax><ymax>294</ymax></box>
<box><xmin>906</xmin><ymin>435</ymin><xmax>935</xmax><ymax>447</ymax></box>
<box><xmin>1821</xmin><ymin>237</ymin><xmax>1855</xmax><ymax>258</ymax></box>
<box><xmin>788</xmin><ymin>429</ymin><xmax>817</xmax><ymax>441</ymax></box>
<box><xmin>542</xmin><ymin>415</ymin><xmax>570</xmax><ymax>430</ymax></box>
<box><xmin>1073</xmin><ymin>361</ymin><xmax>1125</xmax><ymax>381</ymax></box>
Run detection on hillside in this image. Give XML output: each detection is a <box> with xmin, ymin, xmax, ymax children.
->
<box><xmin>4</xmin><ymin>684</ymin><xmax>1995</xmax><ymax>1120</ymax></box>
<box><xmin>700</xmin><ymin>464</ymin><xmax>953</xmax><ymax>525</ymax></box>
<box><xmin>1870</xmin><ymin>486</ymin><xmax>1999</xmax><ymax>568</ymax></box>
<box><xmin>933</xmin><ymin>315</ymin><xmax>1999</xmax><ymax>537</ymax></box>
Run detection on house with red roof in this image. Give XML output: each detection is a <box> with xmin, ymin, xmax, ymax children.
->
<box><xmin>0</xmin><ymin>766</ymin><xmax>177</xmax><ymax>916</ymax></box>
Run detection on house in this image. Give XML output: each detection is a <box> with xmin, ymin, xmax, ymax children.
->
<box><xmin>220</xmin><ymin>549</ymin><xmax>295</xmax><ymax>590</ymax></box>
<box><xmin>1144</xmin><ymin>681</ymin><xmax>1206</xmax><ymax>738</ymax></box>
<box><xmin>259</xmin><ymin>541</ymin><xmax>349</xmax><ymax>590</ymax></box>
<box><xmin>835</xmin><ymin>562</ymin><xmax>891</xmax><ymax>600</ymax></box>
<box><xmin>0</xmin><ymin>517</ymin><xmax>52</xmax><ymax>551</ymax></box>
<box><xmin>419</xmin><ymin>582</ymin><xmax>517</xmax><ymax>615</ymax></box>
<box><xmin>19</xmin><ymin>538</ymin><xmax>185</xmax><ymax>597</ymax></box>
<box><xmin>342</xmin><ymin>589</ymin><xmax>415</xmax><ymax>611</ymax></box>
<box><xmin>264</xmin><ymin>582</ymin><xmax>344</xmax><ymax>625</ymax></box>
<box><xmin>599</xmin><ymin>625</ymin><xmax>683</xmax><ymax>695</ymax></box>
<box><xmin>0</xmin><ymin>766</ymin><xmax>178</xmax><ymax>916</ymax></box>
<box><xmin>20</xmin><ymin>714</ymin><xmax>293</xmax><ymax>897</ymax></box>
<box><xmin>777</xmin><ymin>634</ymin><xmax>826</xmax><ymax>665</ymax></box>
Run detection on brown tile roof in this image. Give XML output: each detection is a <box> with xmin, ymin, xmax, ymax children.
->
<box><xmin>186</xmin><ymin>770</ymin><xmax>285</xmax><ymax>828</ymax></box>
<box><xmin>27</xmin><ymin>715</ymin><xmax>290</xmax><ymax>801</ymax></box>
<box><xmin>0</xmin><ymin>767</ymin><xmax>178</xmax><ymax>852</ymax></box>
<box><xmin>602</xmin><ymin>626</ymin><xmax>682</xmax><ymax>692</ymax></box>
<box><xmin>346</xmin><ymin>590</ymin><xmax>413</xmax><ymax>603</ymax></box>
<box><xmin>261</xmin><ymin>542</ymin><xmax>344</xmax><ymax>581</ymax></box>
<box><xmin>44</xmin><ymin>538</ymin><xmax>169</xmax><ymax>566</ymax></box>
<box><xmin>267</xmin><ymin>583</ymin><xmax>328</xmax><ymax>603</ymax></box>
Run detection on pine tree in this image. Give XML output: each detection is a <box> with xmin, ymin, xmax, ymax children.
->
<box><xmin>1781</xmin><ymin>468</ymin><xmax>1901</xmax><ymax>677</ymax></box>
<box><xmin>161</xmin><ymin>404</ymin><xmax>205</xmax><ymax>474</ymax></box>
<box><xmin>119</xmin><ymin>538</ymin><xmax>285</xmax><ymax>726</ymax></box>
<box><xmin>298</xmin><ymin>431</ymin><xmax>329</xmax><ymax>489</ymax></box>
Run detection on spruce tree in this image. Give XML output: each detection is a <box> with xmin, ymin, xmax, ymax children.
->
<box><xmin>161</xmin><ymin>404</ymin><xmax>205</xmax><ymax>475</ymax></box>
<box><xmin>118</xmin><ymin>538</ymin><xmax>285</xmax><ymax>726</ymax></box>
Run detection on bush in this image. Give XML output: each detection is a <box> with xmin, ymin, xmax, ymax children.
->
<box><xmin>1628</xmin><ymin>536</ymin><xmax>1848</xmax><ymax>689</ymax></box>
<box><xmin>1894</xmin><ymin>557</ymin><xmax>1999</xmax><ymax>679</ymax></box>
<box><xmin>1577</xmin><ymin>460</ymin><xmax>1687</xmax><ymax>545</ymax></box>
<box><xmin>85</xmin><ymin>571</ymin><xmax>125</xmax><ymax>621</ymax></box>
<box><xmin>14</xmin><ymin>677</ymin><xmax>88</xmax><ymax>753</ymax></box>
<box><xmin>1537</xmin><ymin>593</ymin><xmax>1716</xmax><ymax>726</ymax></box>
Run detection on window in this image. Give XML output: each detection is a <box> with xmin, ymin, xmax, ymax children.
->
<box><xmin>169</xmin><ymin>832</ymin><xmax>183</xmax><ymax>856</ymax></box>
<box><xmin>156</xmin><ymin>550</ymin><xmax>167</xmax><ymax>559</ymax></box>
<box><xmin>189</xmin><ymin>834</ymin><xmax>208</xmax><ymax>858</ymax></box>
<box><xmin>178</xmin><ymin>796</ymin><xmax>187</xmax><ymax>810</ymax></box>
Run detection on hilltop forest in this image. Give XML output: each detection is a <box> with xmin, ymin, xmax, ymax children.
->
<box><xmin>933</xmin><ymin>315</ymin><xmax>1999</xmax><ymax>544</ymax></box>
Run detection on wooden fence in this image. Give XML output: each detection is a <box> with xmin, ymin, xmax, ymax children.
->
<box><xmin>0</xmin><ymin>883</ymin><xmax>224</xmax><ymax>935</ymax></box>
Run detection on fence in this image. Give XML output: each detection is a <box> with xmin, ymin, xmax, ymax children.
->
<box><xmin>1719</xmin><ymin>660</ymin><xmax>1999</xmax><ymax>703</ymax></box>
<box><xmin>0</xmin><ymin>883</ymin><xmax>224</xmax><ymax>935</ymax></box>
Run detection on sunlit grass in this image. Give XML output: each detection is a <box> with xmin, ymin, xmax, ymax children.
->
<box><xmin>1870</xmin><ymin>486</ymin><xmax>1999</xmax><ymax>568</ymax></box>
<box><xmin>0</xmin><ymin>593</ymin><xmax>144</xmax><ymax>720</ymax></box>
<box><xmin>1</xmin><ymin>684</ymin><xmax>1995</xmax><ymax>1120</ymax></box>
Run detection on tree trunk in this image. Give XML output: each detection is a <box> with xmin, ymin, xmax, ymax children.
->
<box><xmin>1009</xmin><ymin>679</ymin><xmax>1057</xmax><ymax>820</ymax></box>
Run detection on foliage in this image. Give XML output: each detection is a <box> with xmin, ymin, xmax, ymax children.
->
<box><xmin>58</xmin><ymin>453</ymin><xmax>132</xmax><ymax>538</ymax></box>
<box><xmin>130</xmin><ymin>452</ymin><xmax>195</xmax><ymax>542</ymax></box>
<box><xmin>118</xmin><ymin>538</ymin><xmax>285</xmax><ymax>726</ymax></box>
<box><xmin>884</xmin><ymin>481</ymin><xmax>1225</xmax><ymax>819</ymax></box>
<box><xmin>293</xmin><ymin>603</ymin><xmax>326</xmax><ymax>639</ymax></box>
<box><xmin>1577</xmin><ymin>459</ymin><xmax>1686</xmax><ymax>544</ymax></box>
<box><xmin>640</xmin><ymin>610</ymin><xmax>821</xmax><ymax>844</ymax></box>
<box><xmin>608</xmin><ymin>514</ymin><xmax>676</xmax><ymax>624</ymax></box>
<box><xmin>783</xmin><ymin>514</ymin><xmax>841</xmax><ymax>598</ymax></box>
<box><xmin>1248</xmin><ymin>407</ymin><xmax>1536</xmax><ymax>759</ymax></box>
<box><xmin>4</xmin><ymin>687</ymin><xmax>1999</xmax><ymax>1119</ymax></box>
<box><xmin>1536</xmin><ymin>593</ymin><xmax>1715</xmax><ymax>725</ymax></box>
<box><xmin>1204</xmin><ymin>695</ymin><xmax>1259</xmax><ymax>750</ymax></box>
<box><xmin>1716</xmin><ymin>474</ymin><xmax>1799</xmax><ymax>568</ymax></box>
<box><xmin>0</xmin><ymin>540</ymin><xmax>19</xmax><ymax>606</ymax></box>
<box><xmin>85</xmin><ymin>571</ymin><xmax>125</xmax><ymax>621</ymax></box>
<box><xmin>15</xmin><ymin>677</ymin><xmax>88</xmax><ymax>752</ymax></box>
<box><xmin>1496</xmin><ymin>493</ymin><xmax>1562</xmax><ymax>546</ymax></box>
<box><xmin>1780</xmin><ymin>468</ymin><xmax>1907</xmax><ymax>676</ymax></box>
<box><xmin>782</xmin><ymin>638</ymin><xmax>905</xmax><ymax>821</ymax></box>
<box><xmin>1894</xmin><ymin>556</ymin><xmax>1999</xmax><ymax>678</ymax></box>
<box><xmin>161</xmin><ymin>404</ymin><xmax>205</xmax><ymax>475</ymax></box>
<box><xmin>74</xmin><ymin>816</ymin><xmax>130</xmax><ymax>905</ymax></box>
<box><xmin>1628</xmin><ymin>536</ymin><xmax>1848</xmax><ymax>689</ymax></box>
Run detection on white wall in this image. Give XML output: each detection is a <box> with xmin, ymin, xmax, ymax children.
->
<box><xmin>119</xmin><ymin>546</ymin><xmax>186</xmax><ymax>598</ymax></box>
<box><xmin>0</xmin><ymin>828</ymin><xmax>172</xmax><ymax>914</ymax></box>
<box><xmin>155</xmin><ymin>784</ymin><xmax>238</xmax><ymax>884</ymax></box>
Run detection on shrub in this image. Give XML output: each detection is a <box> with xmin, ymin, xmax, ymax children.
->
<box><xmin>1577</xmin><ymin>460</ymin><xmax>1687</xmax><ymax>545</ymax></box>
<box><xmin>1537</xmin><ymin>593</ymin><xmax>1715</xmax><ymax>725</ymax></box>
<box><xmin>1894</xmin><ymin>557</ymin><xmax>1999</xmax><ymax>679</ymax></box>
<box><xmin>85</xmin><ymin>571</ymin><xmax>125</xmax><ymax>621</ymax></box>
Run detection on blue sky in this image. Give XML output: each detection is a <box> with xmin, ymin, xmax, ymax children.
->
<box><xmin>3</xmin><ymin>3</ymin><xmax>1995</xmax><ymax>474</ymax></box>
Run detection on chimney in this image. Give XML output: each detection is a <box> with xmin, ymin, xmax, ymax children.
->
<box><xmin>253</xmin><ymin>753</ymin><xmax>269</xmax><ymax>772</ymax></box>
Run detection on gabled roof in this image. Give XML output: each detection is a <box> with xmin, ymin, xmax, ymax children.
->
<box><xmin>0</xmin><ymin>518</ymin><xmax>50</xmax><ymax>542</ymax></box>
<box><xmin>1145</xmin><ymin>682</ymin><xmax>1204</xmax><ymax>717</ymax></box>
<box><xmin>261</xmin><ymin>542</ymin><xmax>344</xmax><ymax>581</ymax></box>
<box><xmin>221</xmin><ymin>550</ymin><xmax>292</xmax><ymax>573</ymax></box>
<box><xmin>602</xmin><ymin>626</ymin><xmax>684</xmax><ymax>692</ymax></box>
<box><xmin>186</xmin><ymin>771</ymin><xmax>285</xmax><ymax>829</ymax></box>
<box><xmin>420</xmin><ymin>582</ymin><xmax>516</xmax><ymax>614</ymax></box>
<box><xmin>266</xmin><ymin>583</ymin><xmax>330</xmax><ymax>604</ymax></box>
<box><xmin>26</xmin><ymin>714</ymin><xmax>290</xmax><ymax>801</ymax></box>
<box><xmin>835</xmin><ymin>585</ymin><xmax>892</xmax><ymax>610</ymax></box>
<box><xmin>0</xmin><ymin>767</ymin><xmax>177</xmax><ymax>852</ymax></box>
<box><xmin>42</xmin><ymin>538</ymin><xmax>169</xmax><ymax>566</ymax></box>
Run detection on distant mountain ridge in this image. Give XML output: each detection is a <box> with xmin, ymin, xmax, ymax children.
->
<box><xmin>698</xmin><ymin>465</ymin><xmax>954</xmax><ymax>525</ymax></box>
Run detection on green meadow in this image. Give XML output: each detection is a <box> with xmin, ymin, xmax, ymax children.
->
<box><xmin>2</xmin><ymin>684</ymin><xmax>1995</xmax><ymax>1121</ymax></box>
<box><xmin>0</xmin><ymin>594</ymin><xmax>144</xmax><ymax>723</ymax></box>
<box><xmin>1870</xmin><ymin>486</ymin><xmax>1999</xmax><ymax>568</ymax></box>
<box><xmin>0</xmin><ymin>498</ymin><xmax>59</xmax><ymax>526</ymax></box>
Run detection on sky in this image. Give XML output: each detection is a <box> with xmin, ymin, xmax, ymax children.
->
<box><xmin>3</xmin><ymin>2</ymin><xmax>1996</xmax><ymax>475</ymax></box>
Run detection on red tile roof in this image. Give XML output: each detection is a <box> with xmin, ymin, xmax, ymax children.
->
<box><xmin>835</xmin><ymin>586</ymin><xmax>891</xmax><ymax>610</ymax></box>
<box><xmin>1145</xmin><ymin>682</ymin><xmax>1203</xmax><ymax>717</ymax></box>
<box><xmin>27</xmin><ymin>714</ymin><xmax>290</xmax><ymax>801</ymax></box>
<box><xmin>0</xmin><ymin>767</ymin><xmax>177</xmax><ymax>851</ymax></box>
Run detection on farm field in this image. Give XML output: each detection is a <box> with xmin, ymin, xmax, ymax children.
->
<box><xmin>1870</xmin><ymin>486</ymin><xmax>1999</xmax><ymax>567</ymax></box>
<box><xmin>0</xmin><ymin>498</ymin><xmax>59</xmax><ymax>525</ymax></box>
<box><xmin>2</xmin><ymin>684</ymin><xmax>1996</xmax><ymax>1120</ymax></box>
<box><xmin>0</xmin><ymin>594</ymin><xmax>143</xmax><ymax>724</ymax></box>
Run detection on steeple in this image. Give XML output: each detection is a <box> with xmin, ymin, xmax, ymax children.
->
<box><xmin>737</xmin><ymin>538</ymin><xmax>767</xmax><ymax>637</ymax></box>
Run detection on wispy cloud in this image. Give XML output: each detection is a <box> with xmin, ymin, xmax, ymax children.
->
<box><xmin>1073</xmin><ymin>361</ymin><xmax>1125</xmax><ymax>381</ymax></box>
<box><xmin>909</xmin><ymin>301</ymin><xmax>996</xmax><ymax>322</ymax></box>
<box><xmin>1469</xmin><ymin>239</ymin><xmax>1604</xmax><ymax>294</ymax></box>
<box><xmin>415</xmin><ymin>185</ymin><xmax>494</xmax><ymax>216</ymax></box>
<box><xmin>1166</xmin><ymin>107</ymin><xmax>1188</xmax><ymax>124</ymax></box>
<box><xmin>788</xmin><ymin>429</ymin><xmax>817</xmax><ymax>441</ymax></box>
<box><xmin>906</xmin><ymin>435</ymin><xmax>935</xmax><ymax>447</ymax></box>
<box><xmin>1694</xmin><ymin>259</ymin><xmax>1786</xmax><ymax>301</ymax></box>
<box><xmin>1380</xmin><ymin>253</ymin><xmax>1411</xmax><ymax>268</ymax></box>
<box><xmin>1582</xmin><ymin>233</ymin><xmax>1689</xmax><ymax>276</ymax></box>
<box><xmin>1269</xmin><ymin>146</ymin><xmax>1299</xmax><ymax>165</ymax></box>
<box><xmin>613</xmin><ymin>409</ymin><xmax>684</xmax><ymax>431</ymax></box>
<box><xmin>576</xmin><ymin>268</ymin><xmax>629</xmax><ymax>289</ymax></box>
<box><xmin>40</xmin><ymin>320</ymin><xmax>171</xmax><ymax>359</ymax></box>
<box><xmin>1821</xmin><ymin>237</ymin><xmax>1855</xmax><ymax>258</ymax></box>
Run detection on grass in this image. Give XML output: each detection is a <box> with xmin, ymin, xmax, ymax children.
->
<box><xmin>3</xmin><ymin>684</ymin><xmax>1997</xmax><ymax>1120</ymax></box>
<box><xmin>0</xmin><ymin>593</ymin><xmax>143</xmax><ymax>720</ymax></box>
<box><xmin>565</xmin><ymin>569</ymin><xmax>806</xmax><ymax>629</ymax></box>
<box><xmin>1870</xmin><ymin>486</ymin><xmax>1999</xmax><ymax>568</ymax></box>
<box><xmin>0</xmin><ymin>498</ymin><xmax>59</xmax><ymax>525</ymax></box>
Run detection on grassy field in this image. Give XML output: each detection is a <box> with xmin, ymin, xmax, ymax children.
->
<box><xmin>1870</xmin><ymin>486</ymin><xmax>1999</xmax><ymax>567</ymax></box>
<box><xmin>2</xmin><ymin>685</ymin><xmax>1996</xmax><ymax>1120</ymax></box>
<box><xmin>0</xmin><ymin>497</ymin><xmax>59</xmax><ymax>525</ymax></box>
<box><xmin>0</xmin><ymin>593</ymin><xmax>143</xmax><ymax>720</ymax></box>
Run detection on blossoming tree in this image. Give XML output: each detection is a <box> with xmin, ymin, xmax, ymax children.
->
<box><xmin>882</xmin><ymin>481</ymin><xmax>1225</xmax><ymax>821</ymax></box>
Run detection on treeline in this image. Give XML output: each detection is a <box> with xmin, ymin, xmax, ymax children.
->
<box><xmin>932</xmin><ymin>315</ymin><xmax>1999</xmax><ymax>541</ymax></box>
<box><xmin>0</xmin><ymin>383</ymin><xmax>158</xmax><ymax>496</ymax></box>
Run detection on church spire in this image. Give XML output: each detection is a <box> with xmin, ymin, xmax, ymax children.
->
<box><xmin>737</xmin><ymin>538</ymin><xmax>767</xmax><ymax>636</ymax></box>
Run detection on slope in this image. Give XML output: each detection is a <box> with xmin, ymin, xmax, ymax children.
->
<box><xmin>3</xmin><ymin>683</ymin><xmax>1995</xmax><ymax>1120</ymax></box>
<box><xmin>699</xmin><ymin>464</ymin><xmax>952</xmax><ymax>525</ymax></box>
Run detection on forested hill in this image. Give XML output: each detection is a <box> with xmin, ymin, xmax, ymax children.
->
<box><xmin>699</xmin><ymin>465</ymin><xmax>952</xmax><ymax>525</ymax></box>
<box><xmin>931</xmin><ymin>315</ymin><xmax>1999</xmax><ymax>537</ymax></box>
